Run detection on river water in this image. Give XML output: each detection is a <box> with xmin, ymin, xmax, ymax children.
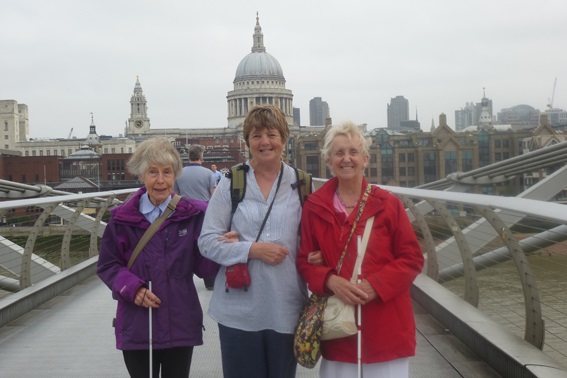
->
<box><xmin>442</xmin><ymin>255</ymin><xmax>567</xmax><ymax>368</ymax></box>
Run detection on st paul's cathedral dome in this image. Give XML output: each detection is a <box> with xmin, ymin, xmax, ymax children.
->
<box><xmin>227</xmin><ymin>14</ymin><xmax>294</xmax><ymax>128</ymax></box>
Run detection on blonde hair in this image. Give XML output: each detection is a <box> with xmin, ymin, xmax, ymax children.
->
<box><xmin>321</xmin><ymin>121</ymin><xmax>370</xmax><ymax>162</ymax></box>
<box><xmin>127</xmin><ymin>137</ymin><xmax>183</xmax><ymax>178</ymax></box>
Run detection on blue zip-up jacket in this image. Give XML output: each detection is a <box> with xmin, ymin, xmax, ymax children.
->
<box><xmin>97</xmin><ymin>187</ymin><xmax>219</xmax><ymax>350</ymax></box>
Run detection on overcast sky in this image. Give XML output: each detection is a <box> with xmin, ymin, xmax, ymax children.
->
<box><xmin>1</xmin><ymin>0</ymin><xmax>566</xmax><ymax>139</ymax></box>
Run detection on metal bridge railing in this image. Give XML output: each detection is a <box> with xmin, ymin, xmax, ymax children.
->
<box><xmin>1</xmin><ymin>180</ymin><xmax>566</xmax><ymax>373</ymax></box>
<box><xmin>360</xmin><ymin>181</ymin><xmax>567</xmax><ymax>368</ymax></box>
<box><xmin>0</xmin><ymin>189</ymin><xmax>136</xmax><ymax>294</ymax></box>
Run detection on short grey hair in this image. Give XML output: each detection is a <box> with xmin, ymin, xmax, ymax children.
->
<box><xmin>127</xmin><ymin>137</ymin><xmax>183</xmax><ymax>178</ymax></box>
<box><xmin>188</xmin><ymin>145</ymin><xmax>205</xmax><ymax>161</ymax></box>
<box><xmin>321</xmin><ymin>121</ymin><xmax>370</xmax><ymax>162</ymax></box>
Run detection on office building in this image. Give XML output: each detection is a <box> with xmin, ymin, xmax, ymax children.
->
<box><xmin>309</xmin><ymin>97</ymin><xmax>329</xmax><ymax>126</ymax></box>
<box><xmin>497</xmin><ymin>105</ymin><xmax>540</xmax><ymax>129</ymax></box>
<box><xmin>387</xmin><ymin>96</ymin><xmax>409</xmax><ymax>130</ymax></box>
<box><xmin>293</xmin><ymin>107</ymin><xmax>301</xmax><ymax>126</ymax></box>
<box><xmin>455</xmin><ymin>95</ymin><xmax>493</xmax><ymax>131</ymax></box>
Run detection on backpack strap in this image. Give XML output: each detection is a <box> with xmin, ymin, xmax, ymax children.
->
<box><xmin>229</xmin><ymin>164</ymin><xmax>312</xmax><ymax>215</ymax></box>
<box><xmin>228</xmin><ymin>163</ymin><xmax>249</xmax><ymax>214</ymax></box>
<box><xmin>292</xmin><ymin>167</ymin><xmax>313</xmax><ymax>206</ymax></box>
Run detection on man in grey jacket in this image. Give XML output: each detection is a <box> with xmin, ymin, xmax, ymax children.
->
<box><xmin>175</xmin><ymin>145</ymin><xmax>216</xmax><ymax>201</ymax></box>
<box><xmin>175</xmin><ymin>144</ymin><xmax>217</xmax><ymax>290</ymax></box>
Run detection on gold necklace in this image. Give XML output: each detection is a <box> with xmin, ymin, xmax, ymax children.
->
<box><xmin>336</xmin><ymin>189</ymin><xmax>358</xmax><ymax>209</ymax></box>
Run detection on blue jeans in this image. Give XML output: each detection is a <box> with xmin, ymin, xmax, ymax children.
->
<box><xmin>218</xmin><ymin>324</ymin><xmax>297</xmax><ymax>378</ymax></box>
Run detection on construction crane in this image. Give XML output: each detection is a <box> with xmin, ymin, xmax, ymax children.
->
<box><xmin>547</xmin><ymin>77</ymin><xmax>557</xmax><ymax>109</ymax></box>
<box><xmin>68</xmin><ymin>127</ymin><xmax>73</xmax><ymax>139</ymax></box>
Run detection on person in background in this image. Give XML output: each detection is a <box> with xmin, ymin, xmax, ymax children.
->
<box><xmin>97</xmin><ymin>137</ymin><xmax>218</xmax><ymax>378</ymax></box>
<box><xmin>211</xmin><ymin>164</ymin><xmax>222</xmax><ymax>186</ymax></box>
<box><xmin>175</xmin><ymin>144</ymin><xmax>217</xmax><ymax>290</ymax></box>
<box><xmin>297</xmin><ymin>122</ymin><xmax>424</xmax><ymax>378</ymax></box>
<box><xmin>174</xmin><ymin>145</ymin><xmax>216</xmax><ymax>200</ymax></box>
<box><xmin>198</xmin><ymin>105</ymin><xmax>308</xmax><ymax>378</ymax></box>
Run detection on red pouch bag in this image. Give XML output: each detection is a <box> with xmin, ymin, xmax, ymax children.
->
<box><xmin>225</xmin><ymin>263</ymin><xmax>250</xmax><ymax>292</ymax></box>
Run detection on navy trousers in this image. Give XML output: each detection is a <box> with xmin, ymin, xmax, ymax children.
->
<box><xmin>218</xmin><ymin>324</ymin><xmax>297</xmax><ymax>378</ymax></box>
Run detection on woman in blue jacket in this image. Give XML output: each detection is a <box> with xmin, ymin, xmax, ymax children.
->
<box><xmin>97</xmin><ymin>138</ymin><xmax>218</xmax><ymax>378</ymax></box>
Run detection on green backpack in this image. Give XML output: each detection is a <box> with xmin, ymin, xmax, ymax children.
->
<box><xmin>226</xmin><ymin>163</ymin><xmax>312</xmax><ymax>214</ymax></box>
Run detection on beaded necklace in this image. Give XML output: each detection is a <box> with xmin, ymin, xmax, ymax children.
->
<box><xmin>336</xmin><ymin>189</ymin><xmax>359</xmax><ymax>209</ymax></box>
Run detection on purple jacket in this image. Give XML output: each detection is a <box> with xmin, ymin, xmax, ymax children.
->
<box><xmin>97</xmin><ymin>187</ymin><xmax>219</xmax><ymax>350</ymax></box>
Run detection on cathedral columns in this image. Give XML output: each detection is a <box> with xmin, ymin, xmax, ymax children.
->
<box><xmin>229</xmin><ymin>96</ymin><xmax>292</xmax><ymax>118</ymax></box>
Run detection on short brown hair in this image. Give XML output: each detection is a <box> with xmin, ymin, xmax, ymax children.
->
<box><xmin>242</xmin><ymin>105</ymin><xmax>289</xmax><ymax>147</ymax></box>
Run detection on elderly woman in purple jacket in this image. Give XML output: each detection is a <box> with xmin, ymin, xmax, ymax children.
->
<box><xmin>97</xmin><ymin>138</ymin><xmax>218</xmax><ymax>378</ymax></box>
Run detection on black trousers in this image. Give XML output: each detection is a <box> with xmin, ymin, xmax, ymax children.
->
<box><xmin>122</xmin><ymin>346</ymin><xmax>193</xmax><ymax>378</ymax></box>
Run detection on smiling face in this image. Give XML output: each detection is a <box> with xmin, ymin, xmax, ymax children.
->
<box><xmin>248</xmin><ymin>126</ymin><xmax>284</xmax><ymax>164</ymax></box>
<box><xmin>327</xmin><ymin>134</ymin><xmax>368</xmax><ymax>182</ymax></box>
<box><xmin>140</xmin><ymin>163</ymin><xmax>176</xmax><ymax>206</ymax></box>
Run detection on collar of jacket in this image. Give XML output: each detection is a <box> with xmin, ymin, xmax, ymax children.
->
<box><xmin>110</xmin><ymin>187</ymin><xmax>206</xmax><ymax>226</ymax></box>
<box><xmin>307</xmin><ymin>177</ymin><xmax>388</xmax><ymax>224</ymax></box>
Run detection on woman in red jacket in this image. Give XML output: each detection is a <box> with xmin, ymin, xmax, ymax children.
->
<box><xmin>297</xmin><ymin>122</ymin><xmax>424</xmax><ymax>377</ymax></box>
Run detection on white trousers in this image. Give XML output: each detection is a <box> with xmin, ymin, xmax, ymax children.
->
<box><xmin>319</xmin><ymin>357</ymin><xmax>409</xmax><ymax>378</ymax></box>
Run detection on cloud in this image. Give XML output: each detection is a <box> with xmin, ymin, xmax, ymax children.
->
<box><xmin>1</xmin><ymin>0</ymin><xmax>566</xmax><ymax>137</ymax></box>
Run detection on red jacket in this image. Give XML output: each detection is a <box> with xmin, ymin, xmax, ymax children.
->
<box><xmin>297</xmin><ymin>177</ymin><xmax>424</xmax><ymax>364</ymax></box>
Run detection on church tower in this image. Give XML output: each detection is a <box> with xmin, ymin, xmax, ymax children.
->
<box><xmin>127</xmin><ymin>77</ymin><xmax>151</xmax><ymax>135</ymax></box>
<box><xmin>85</xmin><ymin>113</ymin><xmax>102</xmax><ymax>154</ymax></box>
<box><xmin>477</xmin><ymin>88</ymin><xmax>493</xmax><ymax>130</ymax></box>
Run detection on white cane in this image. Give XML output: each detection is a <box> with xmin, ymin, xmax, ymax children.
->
<box><xmin>148</xmin><ymin>281</ymin><xmax>153</xmax><ymax>378</ymax></box>
<box><xmin>355</xmin><ymin>217</ymin><xmax>374</xmax><ymax>378</ymax></box>
<box><xmin>357</xmin><ymin>236</ymin><xmax>362</xmax><ymax>378</ymax></box>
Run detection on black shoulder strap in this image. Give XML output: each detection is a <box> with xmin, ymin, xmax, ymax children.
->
<box><xmin>228</xmin><ymin>163</ymin><xmax>249</xmax><ymax>214</ymax></box>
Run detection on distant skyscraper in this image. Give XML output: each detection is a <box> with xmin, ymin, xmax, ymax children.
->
<box><xmin>455</xmin><ymin>93</ymin><xmax>493</xmax><ymax>131</ymax></box>
<box><xmin>293</xmin><ymin>107</ymin><xmax>301</xmax><ymax>126</ymax></box>
<box><xmin>309</xmin><ymin>97</ymin><xmax>330</xmax><ymax>126</ymax></box>
<box><xmin>545</xmin><ymin>107</ymin><xmax>567</xmax><ymax>126</ymax></box>
<box><xmin>387</xmin><ymin>96</ymin><xmax>409</xmax><ymax>129</ymax></box>
<box><xmin>455</xmin><ymin>102</ymin><xmax>476</xmax><ymax>131</ymax></box>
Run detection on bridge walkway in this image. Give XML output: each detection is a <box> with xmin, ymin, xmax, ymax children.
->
<box><xmin>0</xmin><ymin>274</ymin><xmax>500</xmax><ymax>378</ymax></box>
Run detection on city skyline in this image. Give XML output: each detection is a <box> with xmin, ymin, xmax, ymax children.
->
<box><xmin>1</xmin><ymin>1</ymin><xmax>565</xmax><ymax>138</ymax></box>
